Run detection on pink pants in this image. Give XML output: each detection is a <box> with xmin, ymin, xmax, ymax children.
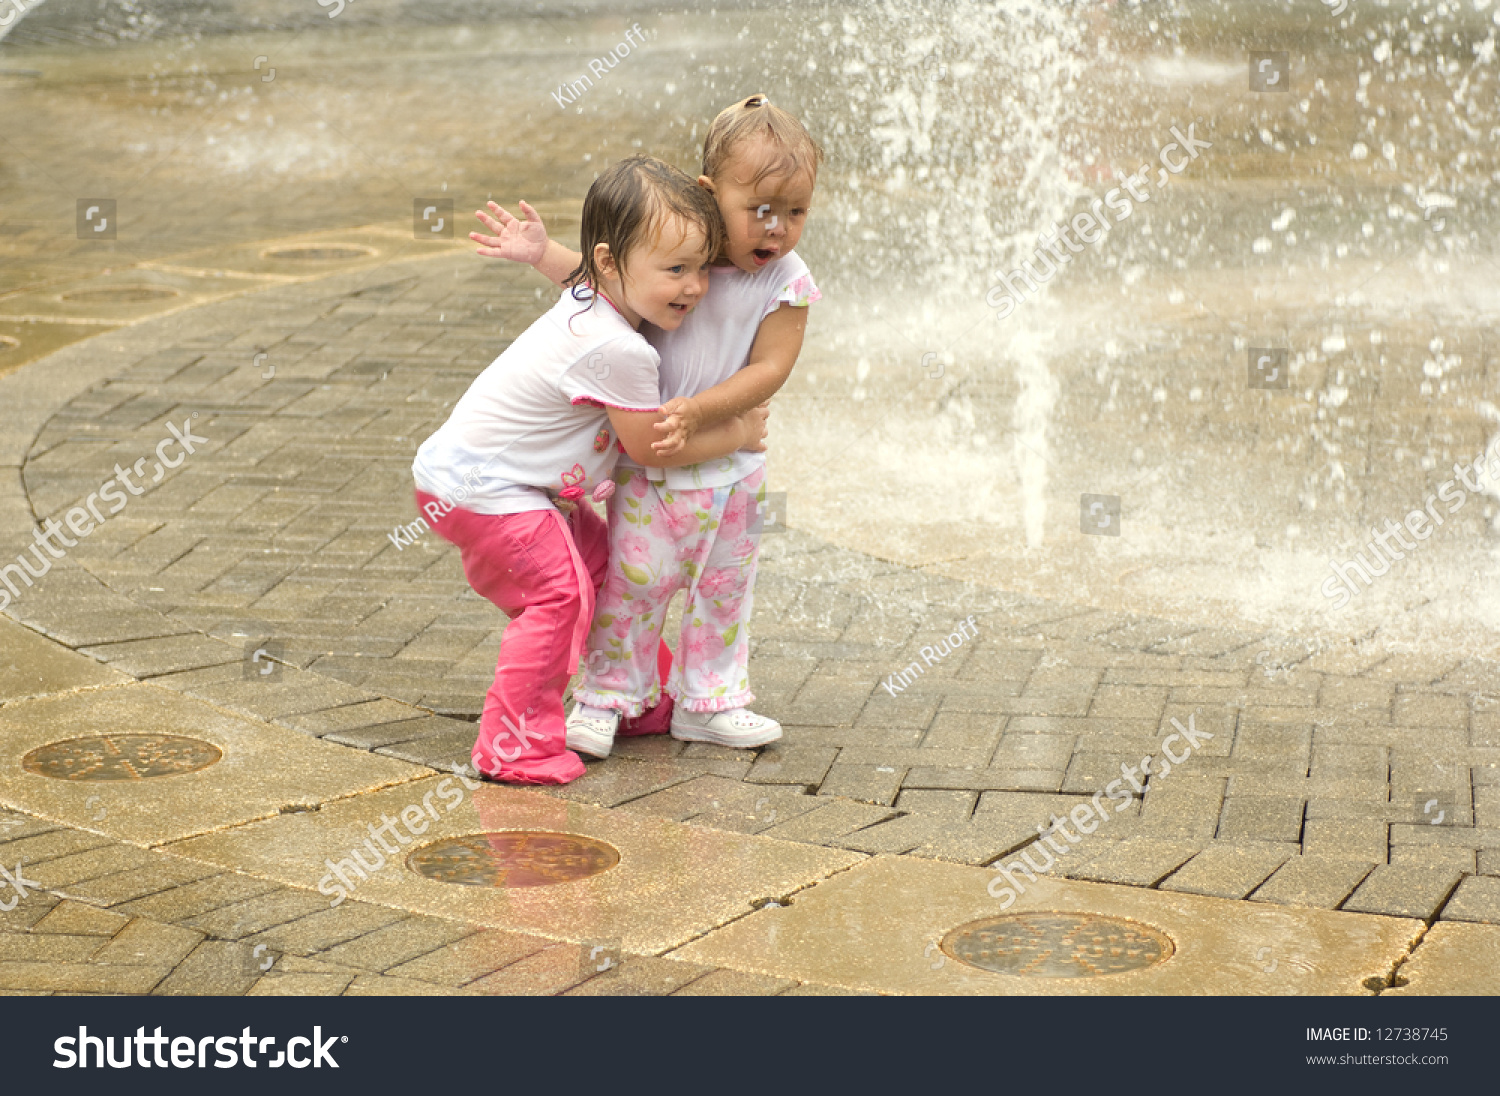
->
<box><xmin>416</xmin><ymin>491</ymin><xmax>605</xmax><ymax>785</ymax></box>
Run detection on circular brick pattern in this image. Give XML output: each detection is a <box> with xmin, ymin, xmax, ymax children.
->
<box><xmin>942</xmin><ymin>912</ymin><xmax>1174</xmax><ymax>977</ymax></box>
<box><xmin>22</xmin><ymin>734</ymin><xmax>223</xmax><ymax>781</ymax></box>
<box><xmin>407</xmin><ymin>831</ymin><xmax>620</xmax><ymax>888</ymax></box>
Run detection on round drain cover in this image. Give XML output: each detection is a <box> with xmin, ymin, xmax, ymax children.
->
<box><xmin>22</xmin><ymin>734</ymin><xmax>222</xmax><ymax>781</ymax></box>
<box><xmin>407</xmin><ymin>831</ymin><xmax>619</xmax><ymax>888</ymax></box>
<box><xmin>943</xmin><ymin>912</ymin><xmax>1173</xmax><ymax>978</ymax></box>
<box><xmin>62</xmin><ymin>286</ymin><xmax>179</xmax><ymax>303</ymax></box>
<box><xmin>263</xmin><ymin>246</ymin><xmax>372</xmax><ymax>261</ymax></box>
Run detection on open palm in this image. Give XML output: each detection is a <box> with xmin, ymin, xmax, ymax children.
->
<box><xmin>471</xmin><ymin>200</ymin><xmax>549</xmax><ymax>264</ymax></box>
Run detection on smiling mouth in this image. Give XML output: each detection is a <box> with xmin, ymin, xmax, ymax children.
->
<box><xmin>668</xmin><ymin>302</ymin><xmax>690</xmax><ymax>312</ymax></box>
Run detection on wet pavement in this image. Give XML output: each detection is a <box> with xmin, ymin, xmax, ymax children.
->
<box><xmin>2</xmin><ymin>0</ymin><xmax>1499</xmax><ymax>995</ymax></box>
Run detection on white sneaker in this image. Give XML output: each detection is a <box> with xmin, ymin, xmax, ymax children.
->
<box><xmin>565</xmin><ymin>707</ymin><xmax>619</xmax><ymax>759</ymax></box>
<box><xmin>670</xmin><ymin>707</ymin><xmax>782</xmax><ymax>748</ymax></box>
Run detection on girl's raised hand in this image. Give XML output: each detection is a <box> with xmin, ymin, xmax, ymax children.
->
<box><xmin>471</xmin><ymin>200</ymin><xmax>549</xmax><ymax>264</ymax></box>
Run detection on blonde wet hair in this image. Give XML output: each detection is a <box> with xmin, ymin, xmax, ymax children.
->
<box><xmin>701</xmin><ymin>94</ymin><xmax>823</xmax><ymax>187</ymax></box>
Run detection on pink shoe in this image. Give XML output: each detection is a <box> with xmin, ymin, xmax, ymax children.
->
<box><xmin>619</xmin><ymin>694</ymin><xmax>674</xmax><ymax>737</ymax></box>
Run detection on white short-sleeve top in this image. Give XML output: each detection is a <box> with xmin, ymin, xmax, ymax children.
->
<box><xmin>413</xmin><ymin>288</ymin><xmax>660</xmax><ymax>514</ymax></box>
<box><xmin>627</xmin><ymin>250</ymin><xmax>820</xmax><ymax>490</ymax></box>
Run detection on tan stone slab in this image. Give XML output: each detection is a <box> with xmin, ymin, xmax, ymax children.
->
<box><xmin>170</xmin><ymin>778</ymin><xmax>863</xmax><ymax>954</ymax></box>
<box><xmin>31</xmin><ymin>899</ymin><xmax>130</xmax><ymax>937</ymax></box>
<box><xmin>0</xmin><ymin>683</ymin><xmax>422</xmax><ymax>843</ymax></box>
<box><xmin>0</xmin><ymin>618</ymin><xmax>128</xmax><ymax>703</ymax></box>
<box><xmin>91</xmin><ymin>919</ymin><xmax>203</xmax><ymax>968</ymax></box>
<box><xmin>0</xmin><ymin>933</ymin><xmax>105</xmax><ymax>962</ymax></box>
<box><xmin>674</xmin><ymin>856</ymin><xmax>1421</xmax><ymax>996</ymax></box>
<box><xmin>1386</xmin><ymin>923</ymin><xmax>1500</xmax><ymax>996</ymax></box>
<box><xmin>0</xmin><ymin>960</ymin><xmax>173</xmax><ymax>994</ymax></box>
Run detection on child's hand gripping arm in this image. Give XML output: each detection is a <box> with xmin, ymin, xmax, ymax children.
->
<box><xmin>609</xmin><ymin>402</ymin><xmax>770</xmax><ymax>469</ymax></box>
<box><xmin>651</xmin><ymin>303</ymin><xmax>807</xmax><ymax>457</ymax></box>
<box><xmin>471</xmin><ymin>201</ymin><xmax>582</xmax><ymax>288</ymax></box>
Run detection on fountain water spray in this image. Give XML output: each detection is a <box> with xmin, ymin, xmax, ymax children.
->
<box><xmin>794</xmin><ymin>0</ymin><xmax>1107</xmax><ymax>546</ymax></box>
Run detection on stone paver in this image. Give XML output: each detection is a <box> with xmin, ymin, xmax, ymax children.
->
<box><xmin>1342</xmin><ymin>866</ymin><xmax>1464</xmax><ymax>920</ymax></box>
<box><xmin>1251</xmin><ymin>857</ymin><xmax>1377</xmax><ymax>910</ymax></box>
<box><xmin>1159</xmin><ymin>844</ymin><xmax>1297</xmax><ymax>900</ymax></box>
<box><xmin>0</xmin><ymin>805</ymin><xmax>803</xmax><ymax>996</ymax></box>
<box><xmin>1440</xmin><ymin>877</ymin><xmax>1500</xmax><ymax>924</ymax></box>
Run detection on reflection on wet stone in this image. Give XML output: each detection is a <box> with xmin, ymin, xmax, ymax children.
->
<box><xmin>61</xmin><ymin>286</ymin><xmax>178</xmax><ymax>303</ymax></box>
<box><xmin>22</xmin><ymin>734</ymin><xmax>223</xmax><ymax>781</ymax></box>
<box><xmin>407</xmin><ymin>832</ymin><xmax>620</xmax><ymax>888</ymax></box>
<box><xmin>943</xmin><ymin>913</ymin><xmax>1174</xmax><ymax>978</ymax></box>
<box><xmin>260</xmin><ymin>246</ymin><xmax>373</xmax><ymax>261</ymax></box>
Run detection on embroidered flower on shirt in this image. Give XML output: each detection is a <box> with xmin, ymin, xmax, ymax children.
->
<box><xmin>559</xmin><ymin>463</ymin><xmax>586</xmax><ymax>503</ymax></box>
<box><xmin>593</xmin><ymin>426</ymin><xmax>611</xmax><ymax>454</ymax></box>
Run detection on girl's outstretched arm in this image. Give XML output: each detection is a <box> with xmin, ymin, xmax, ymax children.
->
<box><xmin>652</xmin><ymin>303</ymin><xmax>807</xmax><ymax>456</ymax></box>
<box><xmin>471</xmin><ymin>201</ymin><xmax>581</xmax><ymax>288</ymax></box>
<box><xmin>608</xmin><ymin>403</ymin><xmax>769</xmax><ymax>469</ymax></box>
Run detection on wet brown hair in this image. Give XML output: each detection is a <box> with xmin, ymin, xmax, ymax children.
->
<box><xmin>701</xmin><ymin>94</ymin><xmax>823</xmax><ymax>187</ymax></box>
<box><xmin>565</xmin><ymin>154</ymin><xmax>726</xmax><ymax>299</ymax></box>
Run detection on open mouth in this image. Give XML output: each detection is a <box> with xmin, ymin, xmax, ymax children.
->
<box><xmin>752</xmin><ymin>247</ymin><xmax>777</xmax><ymax>264</ymax></box>
<box><xmin>668</xmin><ymin>302</ymin><xmax>690</xmax><ymax>313</ymax></box>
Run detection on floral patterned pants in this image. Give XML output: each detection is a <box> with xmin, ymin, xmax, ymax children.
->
<box><xmin>572</xmin><ymin>465</ymin><xmax>765</xmax><ymax>715</ymax></box>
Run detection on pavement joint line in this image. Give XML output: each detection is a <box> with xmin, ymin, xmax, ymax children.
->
<box><xmin>660</xmin><ymin>853</ymin><xmax>872</xmax><ymax>962</ymax></box>
<box><xmin>1370</xmin><ymin>922</ymin><xmax>1430</xmax><ymax>995</ymax></box>
<box><xmin>150</xmin><ymin>772</ymin><xmax>438</xmax><ymax>852</ymax></box>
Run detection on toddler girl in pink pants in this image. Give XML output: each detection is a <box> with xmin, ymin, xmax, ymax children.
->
<box><xmin>414</xmin><ymin>155</ymin><xmax>768</xmax><ymax>785</ymax></box>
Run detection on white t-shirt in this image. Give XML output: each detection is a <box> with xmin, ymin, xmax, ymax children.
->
<box><xmin>413</xmin><ymin>288</ymin><xmax>660</xmax><ymax>515</ymax></box>
<box><xmin>625</xmin><ymin>250</ymin><xmax>820</xmax><ymax>490</ymax></box>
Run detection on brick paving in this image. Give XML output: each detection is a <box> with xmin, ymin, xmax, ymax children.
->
<box><xmin>0</xmin><ymin>806</ymin><xmax>860</xmax><ymax>997</ymax></box>
<box><xmin>5</xmin><ymin>250</ymin><xmax>1500</xmax><ymax>956</ymax></box>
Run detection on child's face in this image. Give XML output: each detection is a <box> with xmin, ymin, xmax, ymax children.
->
<box><xmin>702</xmin><ymin>141</ymin><xmax>815</xmax><ymax>274</ymax></box>
<box><xmin>605</xmin><ymin>215</ymin><xmax>713</xmax><ymax>331</ymax></box>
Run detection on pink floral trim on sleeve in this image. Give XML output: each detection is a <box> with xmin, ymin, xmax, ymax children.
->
<box><xmin>764</xmin><ymin>273</ymin><xmax>822</xmax><ymax>317</ymax></box>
